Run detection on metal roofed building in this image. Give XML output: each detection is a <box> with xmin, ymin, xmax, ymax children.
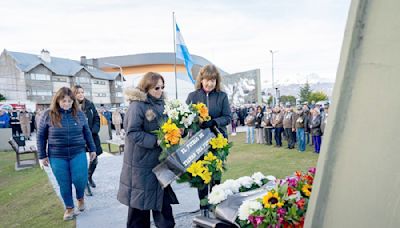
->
<box><xmin>88</xmin><ymin>52</ymin><xmax>228</xmax><ymax>102</ymax></box>
<box><xmin>0</xmin><ymin>49</ymin><xmax>124</xmax><ymax>108</ymax></box>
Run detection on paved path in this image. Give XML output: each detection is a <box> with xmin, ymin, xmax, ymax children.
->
<box><xmin>43</xmin><ymin>152</ymin><xmax>201</xmax><ymax>227</ymax></box>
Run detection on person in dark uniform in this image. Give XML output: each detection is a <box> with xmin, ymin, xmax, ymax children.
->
<box><xmin>10</xmin><ymin>108</ymin><xmax>21</xmax><ymax>136</ymax></box>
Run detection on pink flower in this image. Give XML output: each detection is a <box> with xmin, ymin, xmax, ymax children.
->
<box><xmin>277</xmin><ymin>208</ymin><xmax>286</xmax><ymax>216</ymax></box>
<box><xmin>308</xmin><ymin>167</ymin><xmax>316</xmax><ymax>175</ymax></box>
<box><xmin>248</xmin><ymin>215</ymin><xmax>265</xmax><ymax>227</ymax></box>
<box><xmin>286</xmin><ymin>177</ymin><xmax>299</xmax><ymax>187</ymax></box>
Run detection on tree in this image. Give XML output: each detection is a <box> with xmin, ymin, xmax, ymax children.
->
<box><xmin>299</xmin><ymin>82</ymin><xmax>312</xmax><ymax>103</ymax></box>
<box><xmin>279</xmin><ymin>95</ymin><xmax>296</xmax><ymax>105</ymax></box>
<box><xmin>308</xmin><ymin>91</ymin><xmax>328</xmax><ymax>103</ymax></box>
<box><xmin>0</xmin><ymin>93</ymin><xmax>5</xmax><ymax>101</ymax></box>
<box><xmin>267</xmin><ymin>96</ymin><xmax>273</xmax><ymax>106</ymax></box>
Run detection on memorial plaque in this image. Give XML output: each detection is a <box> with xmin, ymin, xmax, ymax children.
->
<box><xmin>175</xmin><ymin>128</ymin><xmax>215</xmax><ymax>168</ymax></box>
<box><xmin>153</xmin><ymin>128</ymin><xmax>215</xmax><ymax>188</ymax></box>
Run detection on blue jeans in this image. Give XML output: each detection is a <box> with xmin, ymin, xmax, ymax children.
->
<box><xmin>296</xmin><ymin>128</ymin><xmax>306</xmax><ymax>152</ymax></box>
<box><xmin>312</xmin><ymin>135</ymin><xmax>322</xmax><ymax>153</ymax></box>
<box><xmin>246</xmin><ymin>126</ymin><xmax>255</xmax><ymax>144</ymax></box>
<box><xmin>50</xmin><ymin>152</ymin><xmax>88</xmax><ymax>209</ymax></box>
<box><xmin>274</xmin><ymin>127</ymin><xmax>283</xmax><ymax>146</ymax></box>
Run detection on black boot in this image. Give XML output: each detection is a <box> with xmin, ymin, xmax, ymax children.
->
<box><xmin>85</xmin><ymin>183</ymin><xmax>93</xmax><ymax>196</ymax></box>
<box><xmin>88</xmin><ymin>175</ymin><xmax>96</xmax><ymax>188</ymax></box>
<box><xmin>88</xmin><ymin>157</ymin><xmax>98</xmax><ymax>188</ymax></box>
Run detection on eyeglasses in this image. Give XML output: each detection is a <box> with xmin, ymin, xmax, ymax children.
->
<box><xmin>154</xmin><ymin>86</ymin><xmax>165</xmax><ymax>91</ymax></box>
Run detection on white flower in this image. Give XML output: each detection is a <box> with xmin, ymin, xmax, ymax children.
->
<box><xmin>222</xmin><ymin>179</ymin><xmax>241</xmax><ymax>193</ymax></box>
<box><xmin>180</xmin><ymin>113</ymin><xmax>195</xmax><ymax>128</ymax></box>
<box><xmin>237</xmin><ymin>176</ymin><xmax>254</xmax><ymax>189</ymax></box>
<box><xmin>238</xmin><ymin>200</ymin><xmax>263</xmax><ymax>221</ymax></box>
<box><xmin>251</xmin><ymin>172</ymin><xmax>266</xmax><ymax>186</ymax></box>
<box><xmin>177</xmin><ymin>103</ymin><xmax>190</xmax><ymax>114</ymax></box>
<box><xmin>167</xmin><ymin>110</ymin><xmax>179</xmax><ymax>120</ymax></box>
<box><xmin>171</xmin><ymin>99</ymin><xmax>181</xmax><ymax>107</ymax></box>
<box><xmin>208</xmin><ymin>187</ymin><xmax>228</xmax><ymax>205</ymax></box>
<box><xmin>265</xmin><ymin>175</ymin><xmax>276</xmax><ymax>181</ymax></box>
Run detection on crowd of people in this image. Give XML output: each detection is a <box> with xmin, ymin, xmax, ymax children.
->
<box><xmin>0</xmin><ymin>107</ymin><xmax>38</xmax><ymax>140</ymax></box>
<box><xmin>231</xmin><ymin>101</ymin><xmax>329</xmax><ymax>153</ymax></box>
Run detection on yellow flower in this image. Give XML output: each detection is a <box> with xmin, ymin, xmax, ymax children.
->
<box><xmin>199</xmin><ymin>168</ymin><xmax>212</xmax><ymax>184</ymax></box>
<box><xmin>216</xmin><ymin>159</ymin><xmax>223</xmax><ymax>171</ymax></box>
<box><xmin>161</xmin><ymin>119</ymin><xmax>178</xmax><ymax>133</ymax></box>
<box><xmin>187</xmin><ymin>161</ymin><xmax>205</xmax><ymax>177</ymax></box>
<box><xmin>302</xmin><ymin>184</ymin><xmax>312</xmax><ymax>197</ymax></box>
<box><xmin>209</xmin><ymin>134</ymin><xmax>228</xmax><ymax>149</ymax></box>
<box><xmin>204</xmin><ymin>152</ymin><xmax>217</xmax><ymax>162</ymax></box>
<box><xmin>263</xmin><ymin>191</ymin><xmax>283</xmax><ymax>208</ymax></box>
<box><xmin>194</xmin><ymin>103</ymin><xmax>210</xmax><ymax>122</ymax></box>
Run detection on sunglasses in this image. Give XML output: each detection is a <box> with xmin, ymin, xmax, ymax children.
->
<box><xmin>154</xmin><ymin>86</ymin><xmax>165</xmax><ymax>91</ymax></box>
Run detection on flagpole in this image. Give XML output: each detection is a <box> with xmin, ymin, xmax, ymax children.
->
<box><xmin>173</xmin><ymin>12</ymin><xmax>178</xmax><ymax>99</ymax></box>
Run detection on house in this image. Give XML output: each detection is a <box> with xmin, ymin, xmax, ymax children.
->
<box><xmin>0</xmin><ymin>49</ymin><xmax>124</xmax><ymax>109</ymax></box>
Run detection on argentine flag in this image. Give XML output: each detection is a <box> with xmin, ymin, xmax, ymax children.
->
<box><xmin>175</xmin><ymin>23</ymin><xmax>195</xmax><ymax>84</ymax></box>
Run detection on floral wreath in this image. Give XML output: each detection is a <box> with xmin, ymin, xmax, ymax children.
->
<box><xmin>154</xmin><ymin>100</ymin><xmax>232</xmax><ymax>190</ymax></box>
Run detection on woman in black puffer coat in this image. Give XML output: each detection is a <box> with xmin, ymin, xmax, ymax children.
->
<box><xmin>72</xmin><ymin>85</ymin><xmax>103</xmax><ymax>196</ymax></box>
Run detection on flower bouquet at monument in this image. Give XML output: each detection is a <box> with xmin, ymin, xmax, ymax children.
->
<box><xmin>154</xmin><ymin>100</ymin><xmax>211</xmax><ymax>161</ymax></box>
<box><xmin>178</xmin><ymin>133</ymin><xmax>232</xmax><ymax>189</ymax></box>
<box><xmin>236</xmin><ymin>167</ymin><xmax>316</xmax><ymax>228</ymax></box>
<box><xmin>207</xmin><ymin>172</ymin><xmax>276</xmax><ymax>206</ymax></box>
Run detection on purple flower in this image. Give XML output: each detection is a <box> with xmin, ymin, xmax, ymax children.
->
<box><xmin>248</xmin><ymin>215</ymin><xmax>265</xmax><ymax>227</ymax></box>
<box><xmin>308</xmin><ymin>167</ymin><xmax>316</xmax><ymax>174</ymax></box>
<box><xmin>287</xmin><ymin>177</ymin><xmax>299</xmax><ymax>187</ymax></box>
<box><xmin>277</xmin><ymin>208</ymin><xmax>286</xmax><ymax>216</ymax></box>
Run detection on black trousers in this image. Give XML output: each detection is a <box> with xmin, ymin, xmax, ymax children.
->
<box><xmin>11</xmin><ymin>124</ymin><xmax>21</xmax><ymax>136</ymax></box>
<box><xmin>88</xmin><ymin>157</ymin><xmax>98</xmax><ymax>178</ymax></box>
<box><xmin>127</xmin><ymin>196</ymin><xmax>175</xmax><ymax>228</ymax></box>
<box><xmin>284</xmin><ymin>128</ymin><xmax>295</xmax><ymax>148</ymax></box>
<box><xmin>264</xmin><ymin>128</ymin><xmax>273</xmax><ymax>145</ymax></box>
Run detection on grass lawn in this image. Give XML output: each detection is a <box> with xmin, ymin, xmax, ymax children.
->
<box><xmin>0</xmin><ymin>151</ymin><xmax>75</xmax><ymax>228</ymax></box>
<box><xmin>223</xmin><ymin>132</ymin><xmax>319</xmax><ymax>180</ymax></box>
<box><xmin>101</xmin><ymin>143</ymin><xmax>121</xmax><ymax>154</ymax></box>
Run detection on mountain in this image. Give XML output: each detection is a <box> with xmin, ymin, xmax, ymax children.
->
<box><xmin>262</xmin><ymin>82</ymin><xmax>335</xmax><ymax>99</ymax></box>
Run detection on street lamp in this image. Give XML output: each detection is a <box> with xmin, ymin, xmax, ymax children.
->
<box><xmin>104</xmin><ymin>62</ymin><xmax>124</xmax><ymax>86</ymax></box>
<box><xmin>269</xmin><ymin>50</ymin><xmax>278</xmax><ymax>107</ymax></box>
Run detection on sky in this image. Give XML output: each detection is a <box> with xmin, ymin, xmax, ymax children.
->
<box><xmin>0</xmin><ymin>0</ymin><xmax>351</xmax><ymax>87</ymax></box>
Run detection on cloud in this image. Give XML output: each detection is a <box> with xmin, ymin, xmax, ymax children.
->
<box><xmin>0</xmin><ymin>0</ymin><xmax>351</xmax><ymax>86</ymax></box>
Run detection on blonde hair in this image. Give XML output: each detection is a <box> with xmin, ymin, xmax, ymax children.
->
<box><xmin>194</xmin><ymin>64</ymin><xmax>222</xmax><ymax>91</ymax></box>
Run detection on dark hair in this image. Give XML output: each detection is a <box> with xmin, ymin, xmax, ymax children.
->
<box><xmin>137</xmin><ymin>72</ymin><xmax>165</xmax><ymax>93</ymax></box>
<box><xmin>49</xmin><ymin>87</ymin><xmax>79</xmax><ymax>127</ymax></box>
<box><xmin>195</xmin><ymin>64</ymin><xmax>222</xmax><ymax>91</ymax></box>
